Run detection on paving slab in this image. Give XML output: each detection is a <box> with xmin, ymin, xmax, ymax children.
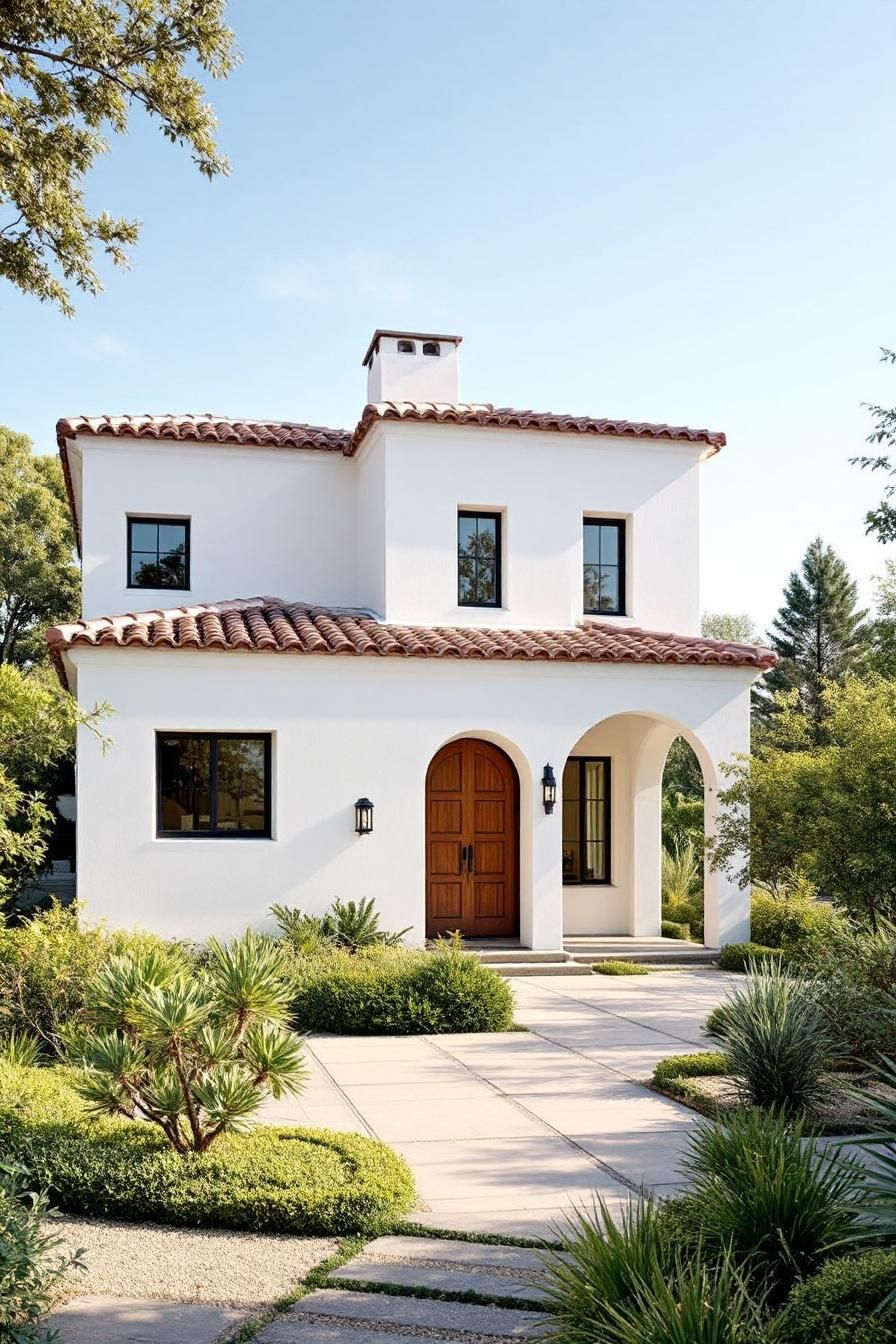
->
<box><xmin>329</xmin><ymin>1258</ymin><xmax>548</xmax><ymax>1300</ymax></box>
<box><xmin>43</xmin><ymin>1296</ymin><xmax>246</xmax><ymax>1343</ymax></box>
<box><xmin>354</xmin><ymin>1094</ymin><xmax>546</xmax><ymax>1142</ymax></box>
<box><xmin>269</xmin><ymin>1288</ymin><xmax>550</xmax><ymax>1337</ymax></box>
<box><xmin>360</xmin><ymin>1234</ymin><xmax>546</xmax><ymax>1270</ymax></box>
<box><xmin>390</xmin><ymin>1135</ymin><xmax>632</xmax><ymax>1201</ymax></box>
<box><xmin>255</xmin><ymin>1327</ymin><xmax>466</xmax><ymax>1344</ymax></box>
<box><xmin>571</xmin><ymin>1127</ymin><xmax>695</xmax><ymax>1185</ymax></box>
<box><xmin>510</xmin><ymin>1086</ymin><xmax>694</xmax><ymax>1135</ymax></box>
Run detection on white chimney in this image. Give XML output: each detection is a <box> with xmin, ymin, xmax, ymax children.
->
<box><xmin>362</xmin><ymin>329</ymin><xmax>461</xmax><ymax>404</ymax></box>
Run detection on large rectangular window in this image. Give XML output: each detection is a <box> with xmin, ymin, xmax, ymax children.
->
<box><xmin>584</xmin><ymin>519</ymin><xmax>625</xmax><ymax>615</ymax></box>
<box><xmin>128</xmin><ymin>517</ymin><xmax>190</xmax><ymax>590</ymax></box>
<box><xmin>458</xmin><ymin>510</ymin><xmax>502</xmax><ymax>607</ymax></box>
<box><xmin>562</xmin><ymin>757</ymin><xmax>611</xmax><ymax>884</ymax></box>
<box><xmin>157</xmin><ymin>733</ymin><xmax>271</xmax><ymax>837</ymax></box>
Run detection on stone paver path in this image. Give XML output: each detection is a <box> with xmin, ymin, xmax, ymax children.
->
<box><xmin>262</xmin><ymin>968</ymin><xmax>737</xmax><ymax>1237</ymax></box>
<box><xmin>42</xmin><ymin>1297</ymin><xmax>247</xmax><ymax>1343</ymax></box>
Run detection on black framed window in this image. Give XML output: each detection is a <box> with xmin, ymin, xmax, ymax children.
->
<box><xmin>584</xmin><ymin>519</ymin><xmax>624</xmax><ymax>615</ymax></box>
<box><xmin>157</xmin><ymin>733</ymin><xmax>271</xmax><ymax>838</ymax></box>
<box><xmin>128</xmin><ymin>518</ymin><xmax>190</xmax><ymax>589</ymax></box>
<box><xmin>562</xmin><ymin>757</ymin><xmax>611</xmax><ymax>884</ymax></box>
<box><xmin>458</xmin><ymin>510</ymin><xmax>502</xmax><ymax>607</ymax></box>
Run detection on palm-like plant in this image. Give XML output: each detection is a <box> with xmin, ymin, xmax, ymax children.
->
<box><xmin>67</xmin><ymin>932</ymin><xmax>307</xmax><ymax>1154</ymax></box>
<box><xmin>271</xmin><ymin>897</ymin><xmax>411</xmax><ymax>954</ymax></box>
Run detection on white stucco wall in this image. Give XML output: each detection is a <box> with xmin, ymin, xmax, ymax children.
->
<box><xmin>69</xmin><ymin>646</ymin><xmax>752</xmax><ymax>948</ymax></box>
<box><xmin>73</xmin><ymin>420</ymin><xmax>706</xmax><ymax>631</ymax></box>
<box><xmin>79</xmin><ymin>439</ymin><xmax>355</xmax><ymax>619</ymax></box>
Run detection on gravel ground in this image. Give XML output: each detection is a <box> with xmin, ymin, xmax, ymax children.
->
<box><xmin>51</xmin><ymin>1217</ymin><xmax>337</xmax><ymax>1306</ymax></box>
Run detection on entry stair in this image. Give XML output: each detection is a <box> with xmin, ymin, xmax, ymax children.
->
<box><xmin>252</xmin><ymin>1235</ymin><xmax>553</xmax><ymax>1342</ymax></box>
<box><xmin>463</xmin><ymin>937</ymin><xmax>720</xmax><ymax>975</ymax></box>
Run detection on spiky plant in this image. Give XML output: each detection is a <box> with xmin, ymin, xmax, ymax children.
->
<box><xmin>598</xmin><ymin>1247</ymin><xmax>765</xmax><ymax>1344</ymax></box>
<box><xmin>269</xmin><ymin>904</ymin><xmax>332</xmax><ymax>955</ymax></box>
<box><xmin>0</xmin><ymin>1030</ymin><xmax>40</xmax><ymax>1068</ymax></box>
<box><xmin>325</xmin><ymin>897</ymin><xmax>411</xmax><ymax>951</ymax></box>
<box><xmin>845</xmin><ymin>1045</ymin><xmax>896</xmax><ymax>1288</ymax></box>
<box><xmin>720</xmin><ymin>957</ymin><xmax>835</xmax><ymax>1113</ymax></box>
<box><xmin>661</xmin><ymin>839</ymin><xmax>701</xmax><ymax>905</ymax></box>
<box><xmin>682</xmin><ymin>1107</ymin><xmax>860</xmax><ymax>1306</ymax></box>
<box><xmin>67</xmin><ymin>932</ymin><xmax>307</xmax><ymax>1154</ymax></box>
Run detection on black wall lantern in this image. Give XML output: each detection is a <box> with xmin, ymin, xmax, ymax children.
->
<box><xmin>354</xmin><ymin>797</ymin><xmax>374</xmax><ymax>835</ymax></box>
<box><xmin>541</xmin><ymin>764</ymin><xmax>557</xmax><ymax>815</ymax></box>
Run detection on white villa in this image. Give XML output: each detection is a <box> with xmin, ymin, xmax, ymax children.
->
<box><xmin>48</xmin><ymin>331</ymin><xmax>773</xmax><ymax>950</ymax></box>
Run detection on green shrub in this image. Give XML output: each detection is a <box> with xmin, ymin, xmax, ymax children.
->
<box><xmin>751</xmin><ymin>889</ymin><xmax>848</xmax><ymax>966</ymax></box>
<box><xmin>661</xmin><ymin>840</ymin><xmax>701</xmax><ymax>905</ymax></box>
<box><xmin>661</xmin><ymin>896</ymin><xmax>696</xmax><ymax>926</ymax></box>
<box><xmin>0</xmin><ymin>1029</ymin><xmax>39</xmax><ymax>1067</ymax></box>
<box><xmin>0</xmin><ymin>1064</ymin><xmax>414</xmax><ymax>1236</ymax></box>
<box><xmin>718</xmin><ymin>941</ymin><xmax>783</xmax><ymax>972</ymax></box>
<box><xmin>539</xmin><ymin>1199</ymin><xmax>763</xmax><ymax>1343</ymax></box>
<box><xmin>289</xmin><ymin>939</ymin><xmax>514</xmax><ymax>1035</ymax></box>
<box><xmin>719</xmin><ymin>959</ymin><xmax>834</xmax><ymax>1113</ymax></box>
<box><xmin>653</xmin><ymin>1051</ymin><xmax>729</xmax><ymax>1085</ymax></box>
<box><xmin>846</xmin><ymin>1049</ymin><xmax>896</xmax><ymax>1252</ymax></box>
<box><xmin>772</xmin><ymin>1251</ymin><xmax>896</xmax><ymax>1343</ymax></box>
<box><xmin>661</xmin><ymin>919</ymin><xmax>691</xmax><ymax>941</ymax></box>
<box><xmin>272</xmin><ymin>897</ymin><xmax>410</xmax><ymax>954</ymax></box>
<box><xmin>0</xmin><ymin>1159</ymin><xmax>84</xmax><ymax>1342</ymax></box>
<box><xmin>592</xmin><ymin>960</ymin><xmax>649</xmax><ymax>976</ymax></box>
<box><xmin>0</xmin><ymin>902</ymin><xmax>191</xmax><ymax>1055</ymax></box>
<box><xmin>814</xmin><ymin>923</ymin><xmax>896</xmax><ymax>1059</ymax></box>
<box><xmin>681</xmin><ymin>1108</ymin><xmax>859</xmax><ymax>1306</ymax></box>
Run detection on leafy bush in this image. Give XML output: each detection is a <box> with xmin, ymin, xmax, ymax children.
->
<box><xmin>592</xmin><ymin>960</ymin><xmax>649</xmax><ymax>976</ymax></box>
<box><xmin>846</xmin><ymin>1048</ymin><xmax>896</xmax><ymax>1253</ymax></box>
<box><xmin>718</xmin><ymin>941</ymin><xmax>783</xmax><ymax>972</ymax></box>
<box><xmin>661</xmin><ymin>897</ymin><xmax>696</xmax><ymax>926</ymax></box>
<box><xmin>813</xmin><ymin>923</ymin><xmax>896</xmax><ymax>1059</ymax></box>
<box><xmin>539</xmin><ymin>1199</ymin><xmax>763</xmax><ymax>1343</ymax></box>
<box><xmin>661</xmin><ymin>919</ymin><xmax>691</xmax><ymax>941</ymax></box>
<box><xmin>0</xmin><ymin>1159</ymin><xmax>84</xmax><ymax>1341</ymax></box>
<box><xmin>0</xmin><ymin>902</ymin><xmax>190</xmax><ymax>1055</ymax></box>
<box><xmin>69</xmin><ymin>933</ymin><xmax>307</xmax><ymax>1153</ymax></box>
<box><xmin>751</xmin><ymin>888</ymin><xmax>848</xmax><ymax>966</ymax></box>
<box><xmin>272</xmin><ymin>897</ymin><xmax>410</xmax><ymax>954</ymax></box>
<box><xmin>0</xmin><ymin>1063</ymin><xmax>415</xmax><ymax>1236</ymax></box>
<box><xmin>680</xmin><ymin>1107</ymin><xmax>859</xmax><ymax>1305</ymax></box>
<box><xmin>289</xmin><ymin>938</ymin><xmax>514</xmax><ymax>1035</ymax></box>
<box><xmin>653</xmin><ymin>1051</ymin><xmax>729</xmax><ymax>1086</ymax></box>
<box><xmin>719</xmin><ymin>959</ymin><xmax>834</xmax><ymax>1112</ymax></box>
<box><xmin>772</xmin><ymin>1251</ymin><xmax>896</xmax><ymax>1344</ymax></box>
<box><xmin>704</xmin><ymin>1002</ymin><xmax>731</xmax><ymax>1039</ymax></box>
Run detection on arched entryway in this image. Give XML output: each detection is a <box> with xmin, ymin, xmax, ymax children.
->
<box><xmin>425</xmin><ymin>737</ymin><xmax>520</xmax><ymax>939</ymax></box>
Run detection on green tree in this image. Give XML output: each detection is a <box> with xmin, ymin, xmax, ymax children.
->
<box><xmin>701</xmin><ymin>612</ymin><xmax>759</xmax><ymax>644</ymax></box>
<box><xmin>853</xmin><ymin>346</ymin><xmax>896</xmax><ymax>542</ymax></box>
<box><xmin>866</xmin><ymin>557</ymin><xmax>896</xmax><ymax>679</ymax></box>
<box><xmin>763</xmin><ymin>538</ymin><xmax>868</xmax><ymax>739</ymax></box>
<box><xmin>0</xmin><ymin>2</ymin><xmax>237</xmax><ymax>315</ymax></box>
<box><xmin>0</xmin><ymin>428</ymin><xmax>79</xmax><ymax>669</ymax></box>
<box><xmin>709</xmin><ymin>677</ymin><xmax>896</xmax><ymax>928</ymax></box>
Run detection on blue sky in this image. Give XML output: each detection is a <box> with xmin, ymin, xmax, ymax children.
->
<box><xmin>3</xmin><ymin>0</ymin><xmax>896</xmax><ymax>631</ymax></box>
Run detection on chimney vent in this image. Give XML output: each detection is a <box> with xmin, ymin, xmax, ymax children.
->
<box><xmin>362</xmin><ymin>329</ymin><xmax>461</xmax><ymax>404</ymax></box>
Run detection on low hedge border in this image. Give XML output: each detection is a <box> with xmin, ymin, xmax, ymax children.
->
<box><xmin>660</xmin><ymin>920</ymin><xmax>691</xmax><ymax>941</ymax></box>
<box><xmin>0</xmin><ymin>1065</ymin><xmax>415</xmax><ymax>1236</ymax></box>
<box><xmin>771</xmin><ymin>1250</ymin><xmax>896</xmax><ymax>1343</ymax></box>
<box><xmin>718</xmin><ymin>942</ymin><xmax>784</xmax><ymax>972</ymax></box>
<box><xmin>591</xmin><ymin>960</ymin><xmax>650</xmax><ymax>976</ymax></box>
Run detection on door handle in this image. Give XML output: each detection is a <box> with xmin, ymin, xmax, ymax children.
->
<box><xmin>460</xmin><ymin>843</ymin><xmax>467</xmax><ymax>873</ymax></box>
<box><xmin>467</xmin><ymin>843</ymin><xmax>475</xmax><ymax>875</ymax></box>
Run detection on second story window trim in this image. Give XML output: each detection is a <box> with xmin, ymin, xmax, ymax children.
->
<box><xmin>583</xmin><ymin>517</ymin><xmax>625</xmax><ymax>617</ymax></box>
<box><xmin>458</xmin><ymin>509</ymin><xmax>502</xmax><ymax>609</ymax></box>
<box><xmin>128</xmin><ymin>516</ymin><xmax>190</xmax><ymax>591</ymax></box>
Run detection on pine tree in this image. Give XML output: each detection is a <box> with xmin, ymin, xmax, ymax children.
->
<box><xmin>762</xmin><ymin>538</ymin><xmax>868</xmax><ymax>739</ymax></box>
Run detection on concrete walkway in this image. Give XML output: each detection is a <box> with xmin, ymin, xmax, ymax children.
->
<box><xmin>263</xmin><ymin>967</ymin><xmax>737</xmax><ymax>1237</ymax></box>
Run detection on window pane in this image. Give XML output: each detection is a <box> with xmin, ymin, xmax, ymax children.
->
<box><xmin>584</xmin><ymin>759</ymin><xmax>605</xmax><ymax>800</ymax></box>
<box><xmin>474</xmin><ymin>560</ymin><xmax>496</xmax><ymax>605</ymax></box>
<box><xmin>583</xmin><ymin>564</ymin><xmax>602</xmax><ymax>612</ymax></box>
<box><xmin>458</xmin><ymin>513</ymin><xmax>499</xmax><ymax>606</ymax></box>
<box><xmin>130</xmin><ymin>552</ymin><xmax>162</xmax><ymax>586</ymax></box>
<box><xmin>216</xmin><ymin>738</ymin><xmax>266</xmax><ymax>832</ymax></box>
<box><xmin>563</xmin><ymin>759</ymin><xmax>580</xmax><ymax>800</ymax></box>
<box><xmin>130</xmin><ymin>521</ymin><xmax>157</xmax><ymax>551</ymax></box>
<box><xmin>599</xmin><ymin>524</ymin><xmax>619</xmax><ymax>565</ymax></box>
<box><xmin>156</xmin><ymin>546</ymin><xmax>187</xmax><ymax>588</ymax></box>
<box><xmin>583</xmin><ymin>523</ymin><xmax>601</xmax><ymax>566</ymax></box>
<box><xmin>159</xmin><ymin>737</ymin><xmax>211</xmax><ymax>832</ymax></box>
<box><xmin>585</xmin><ymin>841</ymin><xmax>607</xmax><ymax>882</ymax></box>
<box><xmin>458</xmin><ymin>515</ymin><xmax>476</xmax><ymax>550</ymax></box>
<box><xmin>597</xmin><ymin>567</ymin><xmax>619</xmax><ymax>612</ymax></box>
<box><xmin>158</xmin><ymin>523</ymin><xmax>186</xmax><ymax>554</ymax></box>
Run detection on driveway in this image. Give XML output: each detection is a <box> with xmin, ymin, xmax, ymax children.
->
<box><xmin>261</xmin><ymin>968</ymin><xmax>738</xmax><ymax>1238</ymax></box>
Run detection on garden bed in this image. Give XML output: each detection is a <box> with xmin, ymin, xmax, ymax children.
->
<box><xmin>0</xmin><ymin>1065</ymin><xmax>415</xmax><ymax>1235</ymax></box>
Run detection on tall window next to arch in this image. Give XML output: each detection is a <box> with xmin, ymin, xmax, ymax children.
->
<box><xmin>584</xmin><ymin>519</ymin><xmax>625</xmax><ymax>615</ymax></box>
<box><xmin>458</xmin><ymin>510</ymin><xmax>502</xmax><ymax>607</ymax></box>
<box><xmin>562</xmin><ymin>757</ymin><xmax>611</xmax><ymax>883</ymax></box>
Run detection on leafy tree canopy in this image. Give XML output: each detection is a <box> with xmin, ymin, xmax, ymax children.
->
<box><xmin>853</xmin><ymin>347</ymin><xmax>896</xmax><ymax>542</ymax></box>
<box><xmin>701</xmin><ymin>612</ymin><xmax>760</xmax><ymax>644</ymax></box>
<box><xmin>0</xmin><ymin>427</ymin><xmax>79</xmax><ymax>669</ymax></box>
<box><xmin>709</xmin><ymin>677</ymin><xmax>896</xmax><ymax>929</ymax></box>
<box><xmin>763</xmin><ymin>537</ymin><xmax>868</xmax><ymax>739</ymax></box>
<box><xmin>0</xmin><ymin>1</ymin><xmax>237</xmax><ymax>314</ymax></box>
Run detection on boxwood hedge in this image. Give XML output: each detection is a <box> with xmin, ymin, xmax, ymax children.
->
<box><xmin>772</xmin><ymin>1250</ymin><xmax>896</xmax><ymax>1344</ymax></box>
<box><xmin>0</xmin><ymin>1065</ymin><xmax>414</xmax><ymax>1236</ymax></box>
<box><xmin>718</xmin><ymin>941</ymin><xmax>784</xmax><ymax>972</ymax></box>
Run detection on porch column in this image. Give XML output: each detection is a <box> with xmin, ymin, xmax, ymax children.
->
<box><xmin>703</xmin><ymin>765</ymin><xmax>750</xmax><ymax>947</ymax></box>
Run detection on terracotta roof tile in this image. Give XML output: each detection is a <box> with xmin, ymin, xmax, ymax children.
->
<box><xmin>47</xmin><ymin>597</ymin><xmax>775</xmax><ymax>688</ymax></box>
<box><xmin>55</xmin><ymin>414</ymin><xmax>350</xmax><ymax>453</ymax></box>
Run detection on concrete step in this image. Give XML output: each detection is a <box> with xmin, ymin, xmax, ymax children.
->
<box><xmin>474</xmin><ymin>950</ymin><xmax>569</xmax><ymax>965</ymax></box>
<box><xmin>570</xmin><ymin>948</ymin><xmax>720</xmax><ymax>965</ymax></box>
<box><xmin>490</xmin><ymin>960</ymin><xmax>593</xmax><ymax>977</ymax></box>
<box><xmin>260</xmin><ymin>1288</ymin><xmax>550</xmax><ymax>1341</ymax></box>
<box><xmin>329</xmin><ymin>1234</ymin><xmax>549</xmax><ymax>1302</ymax></box>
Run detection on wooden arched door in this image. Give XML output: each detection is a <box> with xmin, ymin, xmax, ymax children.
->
<box><xmin>425</xmin><ymin>738</ymin><xmax>519</xmax><ymax>939</ymax></box>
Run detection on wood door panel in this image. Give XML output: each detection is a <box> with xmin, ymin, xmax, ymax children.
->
<box><xmin>426</xmin><ymin>738</ymin><xmax>518</xmax><ymax>938</ymax></box>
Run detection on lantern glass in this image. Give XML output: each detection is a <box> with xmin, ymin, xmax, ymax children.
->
<box><xmin>542</xmin><ymin>765</ymin><xmax>557</xmax><ymax>814</ymax></box>
<box><xmin>354</xmin><ymin>797</ymin><xmax>374</xmax><ymax>835</ymax></box>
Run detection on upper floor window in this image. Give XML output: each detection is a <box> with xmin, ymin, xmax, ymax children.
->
<box><xmin>458</xmin><ymin>510</ymin><xmax>502</xmax><ymax>608</ymax></box>
<box><xmin>128</xmin><ymin>517</ymin><xmax>190</xmax><ymax>590</ymax></box>
<box><xmin>583</xmin><ymin>519</ymin><xmax>624</xmax><ymax>615</ymax></box>
<box><xmin>157</xmin><ymin>732</ymin><xmax>271</xmax><ymax>837</ymax></box>
<box><xmin>422</xmin><ymin>341</ymin><xmax>440</xmax><ymax>356</ymax></box>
